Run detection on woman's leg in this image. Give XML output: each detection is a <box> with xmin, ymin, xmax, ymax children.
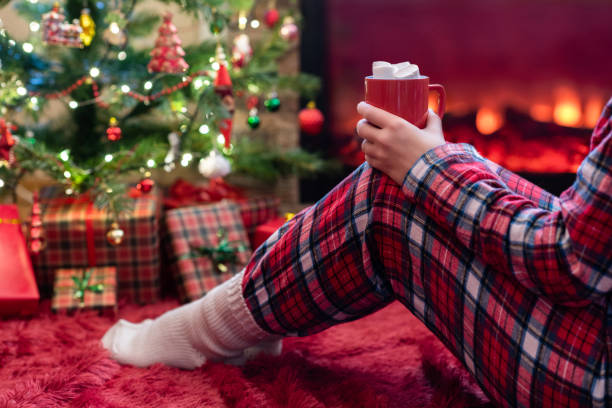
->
<box><xmin>241</xmin><ymin>162</ymin><xmax>608</xmax><ymax>408</ymax></box>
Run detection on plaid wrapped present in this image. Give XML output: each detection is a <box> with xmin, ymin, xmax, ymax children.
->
<box><xmin>32</xmin><ymin>186</ymin><xmax>161</xmax><ymax>303</ymax></box>
<box><xmin>235</xmin><ymin>197</ymin><xmax>280</xmax><ymax>247</ymax></box>
<box><xmin>52</xmin><ymin>267</ymin><xmax>117</xmax><ymax>312</ymax></box>
<box><xmin>164</xmin><ymin>201</ymin><xmax>252</xmax><ymax>302</ymax></box>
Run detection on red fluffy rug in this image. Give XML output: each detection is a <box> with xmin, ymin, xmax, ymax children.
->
<box><xmin>0</xmin><ymin>301</ymin><xmax>492</xmax><ymax>408</ymax></box>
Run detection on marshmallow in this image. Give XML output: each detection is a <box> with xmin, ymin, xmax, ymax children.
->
<box><xmin>372</xmin><ymin>61</ymin><xmax>420</xmax><ymax>79</ymax></box>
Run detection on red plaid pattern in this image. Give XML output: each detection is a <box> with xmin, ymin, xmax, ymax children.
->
<box><xmin>51</xmin><ymin>267</ymin><xmax>117</xmax><ymax>311</ymax></box>
<box><xmin>164</xmin><ymin>201</ymin><xmax>252</xmax><ymax>302</ymax></box>
<box><xmin>235</xmin><ymin>196</ymin><xmax>280</xmax><ymax>237</ymax></box>
<box><xmin>242</xmin><ymin>100</ymin><xmax>612</xmax><ymax>407</ymax></box>
<box><xmin>33</xmin><ymin>188</ymin><xmax>161</xmax><ymax>303</ymax></box>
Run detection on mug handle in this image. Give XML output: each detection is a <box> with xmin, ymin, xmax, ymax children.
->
<box><xmin>428</xmin><ymin>84</ymin><xmax>446</xmax><ymax>118</ymax></box>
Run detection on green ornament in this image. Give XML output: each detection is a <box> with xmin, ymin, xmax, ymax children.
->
<box><xmin>247</xmin><ymin>114</ymin><xmax>261</xmax><ymax>129</ymax></box>
<box><xmin>209</xmin><ymin>16</ymin><xmax>226</xmax><ymax>34</ymax></box>
<box><xmin>264</xmin><ymin>97</ymin><xmax>281</xmax><ymax>112</ymax></box>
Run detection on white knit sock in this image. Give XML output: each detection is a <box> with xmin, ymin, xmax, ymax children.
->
<box><xmin>101</xmin><ymin>270</ymin><xmax>282</xmax><ymax>369</ymax></box>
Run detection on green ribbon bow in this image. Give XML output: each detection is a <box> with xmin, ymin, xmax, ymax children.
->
<box><xmin>71</xmin><ymin>269</ymin><xmax>105</xmax><ymax>306</ymax></box>
<box><xmin>191</xmin><ymin>229</ymin><xmax>246</xmax><ymax>273</ymax></box>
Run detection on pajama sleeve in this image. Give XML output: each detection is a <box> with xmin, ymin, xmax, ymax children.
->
<box><xmin>401</xmin><ymin>100</ymin><xmax>612</xmax><ymax>307</ymax></box>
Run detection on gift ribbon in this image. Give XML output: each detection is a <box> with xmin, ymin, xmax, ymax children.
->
<box><xmin>187</xmin><ymin>229</ymin><xmax>246</xmax><ymax>273</ymax></box>
<box><xmin>71</xmin><ymin>268</ymin><xmax>105</xmax><ymax>306</ymax></box>
<box><xmin>0</xmin><ymin>218</ymin><xmax>20</xmax><ymax>224</ymax></box>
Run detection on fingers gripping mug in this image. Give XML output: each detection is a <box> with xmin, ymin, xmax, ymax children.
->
<box><xmin>365</xmin><ymin>75</ymin><xmax>446</xmax><ymax>129</ymax></box>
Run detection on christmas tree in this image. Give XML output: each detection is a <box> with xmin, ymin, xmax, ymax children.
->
<box><xmin>0</xmin><ymin>0</ymin><xmax>324</xmax><ymax>219</ymax></box>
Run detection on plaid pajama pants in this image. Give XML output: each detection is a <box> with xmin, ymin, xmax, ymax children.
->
<box><xmin>242</xmin><ymin>162</ymin><xmax>609</xmax><ymax>408</ymax></box>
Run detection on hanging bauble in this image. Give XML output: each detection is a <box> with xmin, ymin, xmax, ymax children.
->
<box><xmin>79</xmin><ymin>8</ymin><xmax>95</xmax><ymax>46</ymax></box>
<box><xmin>0</xmin><ymin>118</ymin><xmax>16</xmax><ymax>165</ymax></box>
<box><xmin>198</xmin><ymin>150</ymin><xmax>231</xmax><ymax>178</ymax></box>
<box><xmin>148</xmin><ymin>12</ymin><xmax>189</xmax><ymax>74</ymax></box>
<box><xmin>106</xmin><ymin>117</ymin><xmax>121</xmax><ymax>141</ymax></box>
<box><xmin>137</xmin><ymin>177</ymin><xmax>155</xmax><ymax>194</ymax></box>
<box><xmin>264</xmin><ymin>92</ymin><xmax>281</xmax><ymax>112</ymax></box>
<box><xmin>247</xmin><ymin>108</ymin><xmax>261</xmax><ymax>129</ymax></box>
<box><xmin>209</xmin><ymin>14</ymin><xmax>226</xmax><ymax>35</ymax></box>
<box><xmin>106</xmin><ymin>221</ymin><xmax>124</xmax><ymax>246</ymax></box>
<box><xmin>102</xmin><ymin>11</ymin><xmax>127</xmax><ymax>47</ymax></box>
<box><xmin>264</xmin><ymin>8</ymin><xmax>279</xmax><ymax>28</ymax></box>
<box><xmin>231</xmin><ymin>33</ymin><xmax>252</xmax><ymax>68</ymax></box>
<box><xmin>214</xmin><ymin>57</ymin><xmax>234</xmax><ymax>149</ymax></box>
<box><xmin>299</xmin><ymin>101</ymin><xmax>324</xmax><ymax>135</ymax></box>
<box><xmin>42</xmin><ymin>3</ymin><xmax>83</xmax><ymax>48</ymax></box>
<box><xmin>279</xmin><ymin>16</ymin><xmax>299</xmax><ymax>41</ymax></box>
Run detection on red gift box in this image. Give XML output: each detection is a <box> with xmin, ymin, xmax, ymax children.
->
<box><xmin>52</xmin><ymin>267</ymin><xmax>117</xmax><ymax>313</ymax></box>
<box><xmin>32</xmin><ymin>186</ymin><xmax>161</xmax><ymax>303</ymax></box>
<box><xmin>252</xmin><ymin>216</ymin><xmax>287</xmax><ymax>250</ymax></box>
<box><xmin>163</xmin><ymin>201</ymin><xmax>252</xmax><ymax>302</ymax></box>
<box><xmin>0</xmin><ymin>205</ymin><xmax>39</xmax><ymax>316</ymax></box>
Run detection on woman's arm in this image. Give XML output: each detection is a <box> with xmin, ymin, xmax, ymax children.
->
<box><xmin>358</xmin><ymin>101</ymin><xmax>612</xmax><ymax>306</ymax></box>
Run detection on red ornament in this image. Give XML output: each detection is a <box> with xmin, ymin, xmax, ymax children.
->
<box><xmin>106</xmin><ymin>117</ymin><xmax>121</xmax><ymax>141</ymax></box>
<box><xmin>299</xmin><ymin>101</ymin><xmax>324</xmax><ymax>135</ymax></box>
<box><xmin>147</xmin><ymin>13</ymin><xmax>189</xmax><ymax>74</ymax></box>
<box><xmin>214</xmin><ymin>63</ymin><xmax>234</xmax><ymax>149</ymax></box>
<box><xmin>0</xmin><ymin>118</ymin><xmax>17</xmax><ymax>165</ymax></box>
<box><xmin>29</xmin><ymin>192</ymin><xmax>46</xmax><ymax>254</ymax></box>
<box><xmin>264</xmin><ymin>9</ymin><xmax>279</xmax><ymax>28</ymax></box>
<box><xmin>137</xmin><ymin>178</ymin><xmax>155</xmax><ymax>194</ymax></box>
<box><xmin>279</xmin><ymin>16</ymin><xmax>299</xmax><ymax>41</ymax></box>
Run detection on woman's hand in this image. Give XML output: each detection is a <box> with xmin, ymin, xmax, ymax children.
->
<box><xmin>356</xmin><ymin>102</ymin><xmax>446</xmax><ymax>185</ymax></box>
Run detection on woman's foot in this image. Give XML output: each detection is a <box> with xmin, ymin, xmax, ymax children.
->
<box><xmin>101</xmin><ymin>271</ymin><xmax>282</xmax><ymax>369</ymax></box>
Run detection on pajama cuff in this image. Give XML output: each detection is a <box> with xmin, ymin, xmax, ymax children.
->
<box><xmin>401</xmin><ymin>142</ymin><xmax>483</xmax><ymax>201</ymax></box>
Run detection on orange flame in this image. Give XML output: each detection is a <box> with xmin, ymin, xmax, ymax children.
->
<box><xmin>475</xmin><ymin>107</ymin><xmax>504</xmax><ymax>135</ymax></box>
<box><xmin>553</xmin><ymin>88</ymin><xmax>582</xmax><ymax>127</ymax></box>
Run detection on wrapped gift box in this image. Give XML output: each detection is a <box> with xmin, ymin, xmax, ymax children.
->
<box><xmin>32</xmin><ymin>187</ymin><xmax>161</xmax><ymax>303</ymax></box>
<box><xmin>52</xmin><ymin>267</ymin><xmax>117</xmax><ymax>313</ymax></box>
<box><xmin>164</xmin><ymin>201</ymin><xmax>252</xmax><ymax>302</ymax></box>
<box><xmin>0</xmin><ymin>205</ymin><xmax>39</xmax><ymax>316</ymax></box>
<box><xmin>235</xmin><ymin>197</ymin><xmax>280</xmax><ymax>247</ymax></box>
<box><xmin>251</xmin><ymin>216</ymin><xmax>287</xmax><ymax>250</ymax></box>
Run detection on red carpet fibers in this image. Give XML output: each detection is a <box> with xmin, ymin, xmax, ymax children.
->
<box><xmin>0</xmin><ymin>301</ymin><xmax>492</xmax><ymax>407</ymax></box>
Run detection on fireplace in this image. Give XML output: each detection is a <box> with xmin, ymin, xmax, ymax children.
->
<box><xmin>300</xmin><ymin>0</ymin><xmax>612</xmax><ymax>199</ymax></box>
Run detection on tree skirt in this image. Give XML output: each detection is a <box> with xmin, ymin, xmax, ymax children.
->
<box><xmin>0</xmin><ymin>301</ymin><xmax>492</xmax><ymax>407</ymax></box>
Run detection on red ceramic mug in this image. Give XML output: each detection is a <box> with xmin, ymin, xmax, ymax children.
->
<box><xmin>364</xmin><ymin>76</ymin><xmax>446</xmax><ymax>129</ymax></box>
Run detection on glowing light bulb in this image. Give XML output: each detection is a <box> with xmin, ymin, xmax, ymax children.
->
<box><xmin>217</xmin><ymin>134</ymin><xmax>225</xmax><ymax>144</ymax></box>
<box><xmin>68</xmin><ymin>100</ymin><xmax>78</xmax><ymax>109</ymax></box>
<box><xmin>199</xmin><ymin>124</ymin><xmax>210</xmax><ymax>134</ymax></box>
<box><xmin>182</xmin><ymin>152</ymin><xmax>193</xmax><ymax>162</ymax></box>
<box><xmin>29</xmin><ymin>22</ymin><xmax>40</xmax><ymax>32</ymax></box>
<box><xmin>121</xmin><ymin>84</ymin><xmax>130</xmax><ymax>93</ymax></box>
<box><xmin>250</xmin><ymin>19</ymin><xmax>260</xmax><ymax>29</ymax></box>
<box><xmin>118</xmin><ymin>51</ymin><xmax>127</xmax><ymax>61</ymax></box>
<box><xmin>89</xmin><ymin>67</ymin><xmax>100</xmax><ymax>78</ymax></box>
<box><xmin>59</xmin><ymin>150</ymin><xmax>70</xmax><ymax>161</ymax></box>
<box><xmin>110</xmin><ymin>22</ymin><xmax>120</xmax><ymax>34</ymax></box>
<box><xmin>22</xmin><ymin>43</ymin><xmax>33</xmax><ymax>53</ymax></box>
<box><xmin>0</xmin><ymin>178</ymin><xmax>4</xmax><ymax>188</ymax></box>
<box><xmin>17</xmin><ymin>87</ymin><xmax>27</xmax><ymax>96</ymax></box>
<box><xmin>193</xmin><ymin>78</ymin><xmax>203</xmax><ymax>89</ymax></box>
<box><xmin>104</xmin><ymin>154</ymin><xmax>113</xmax><ymax>162</ymax></box>
<box><xmin>144</xmin><ymin>81</ymin><xmax>153</xmax><ymax>90</ymax></box>
<box><xmin>211</xmin><ymin>62</ymin><xmax>220</xmax><ymax>71</ymax></box>
<box><xmin>203</xmin><ymin>79</ymin><xmax>210</xmax><ymax>86</ymax></box>
<box><xmin>63</xmin><ymin>171</ymin><xmax>71</xmax><ymax>179</ymax></box>
<box><xmin>146</xmin><ymin>159</ymin><xmax>155</xmax><ymax>168</ymax></box>
<box><xmin>238</xmin><ymin>15</ymin><xmax>248</xmax><ymax>30</ymax></box>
